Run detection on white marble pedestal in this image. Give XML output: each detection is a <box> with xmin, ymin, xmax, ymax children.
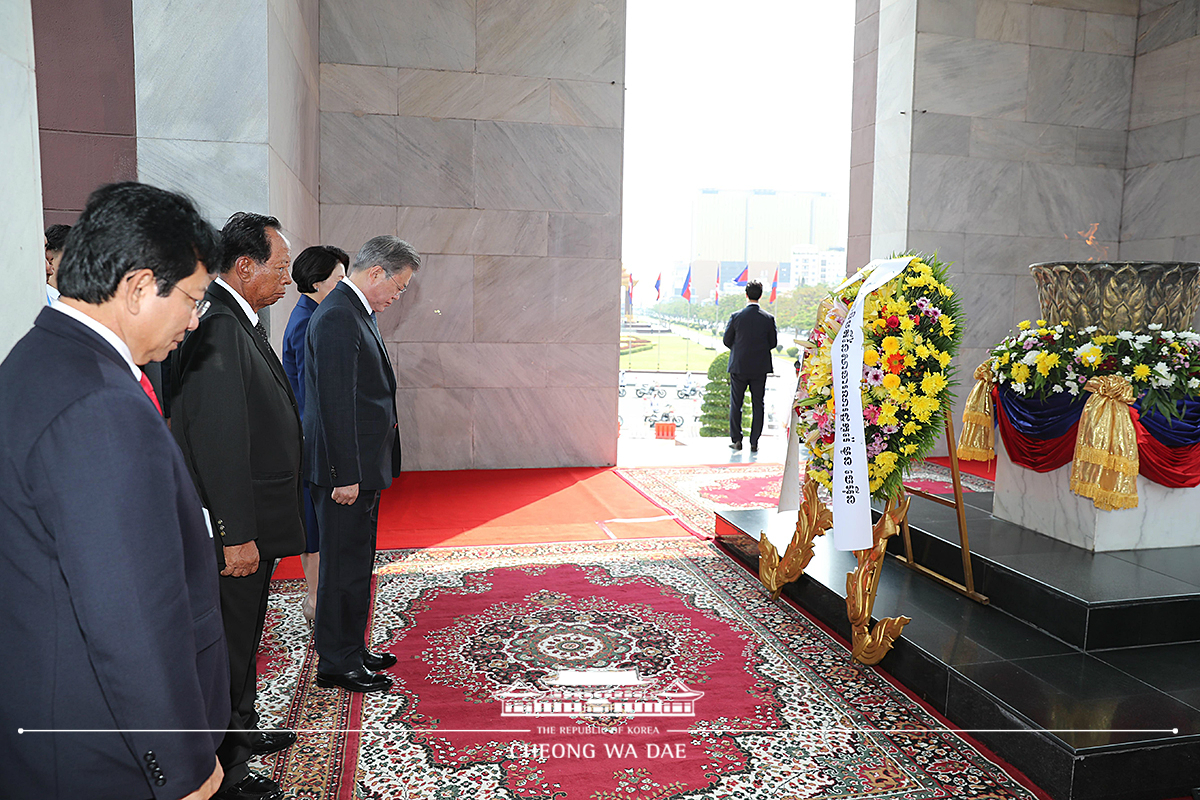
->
<box><xmin>993</xmin><ymin>436</ymin><xmax>1200</xmax><ymax>551</ymax></box>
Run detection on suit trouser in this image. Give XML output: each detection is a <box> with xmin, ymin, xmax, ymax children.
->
<box><xmin>314</xmin><ymin>487</ymin><xmax>380</xmax><ymax>674</ymax></box>
<box><xmin>215</xmin><ymin>556</ymin><xmax>276</xmax><ymax>786</ymax></box>
<box><xmin>730</xmin><ymin>372</ymin><xmax>768</xmax><ymax>445</ymax></box>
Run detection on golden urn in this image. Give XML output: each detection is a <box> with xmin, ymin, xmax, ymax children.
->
<box><xmin>1029</xmin><ymin>261</ymin><xmax>1200</xmax><ymax>333</ymax></box>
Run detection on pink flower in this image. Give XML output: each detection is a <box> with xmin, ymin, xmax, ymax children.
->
<box><xmin>863</xmin><ymin>404</ymin><xmax>881</xmax><ymax>424</ymax></box>
<box><xmin>915</xmin><ymin>297</ymin><xmax>930</xmax><ymax>312</ymax></box>
<box><xmin>864</xmin><ymin>366</ymin><xmax>885</xmax><ymax>386</ymax></box>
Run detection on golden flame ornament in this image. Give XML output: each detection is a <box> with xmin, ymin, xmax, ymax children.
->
<box><xmin>758</xmin><ymin>480</ymin><xmax>833</xmax><ymax>599</ymax></box>
<box><xmin>846</xmin><ymin>495</ymin><xmax>912</xmax><ymax>665</ymax></box>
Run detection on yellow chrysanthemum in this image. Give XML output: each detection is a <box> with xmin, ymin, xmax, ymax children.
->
<box><xmin>878</xmin><ymin>402</ymin><xmax>899</xmax><ymax>426</ymax></box>
<box><xmin>875</xmin><ymin>451</ymin><xmax>899</xmax><ymax>476</ymax></box>
<box><xmin>1132</xmin><ymin>363</ymin><xmax>1151</xmax><ymax>380</ymax></box>
<box><xmin>901</xmin><ymin>443</ymin><xmax>917</xmax><ymax>455</ymax></box>
<box><xmin>881</xmin><ymin>373</ymin><xmax>901</xmax><ymax>390</ymax></box>
<box><xmin>900</xmin><ymin>316</ymin><xmax>916</xmax><ymax>332</ymax></box>
<box><xmin>863</xmin><ymin>348</ymin><xmax>879</xmax><ymax>367</ymax></box>
<box><xmin>1010</xmin><ymin>362</ymin><xmax>1031</xmax><ymax>383</ymax></box>
<box><xmin>939</xmin><ymin>316</ymin><xmax>955</xmax><ymax>336</ymax></box>
<box><xmin>937</xmin><ymin>351</ymin><xmax>953</xmax><ymax>368</ymax></box>
<box><xmin>1035</xmin><ymin>351</ymin><xmax>1060</xmax><ymax>376</ymax></box>
<box><xmin>881</xmin><ymin>336</ymin><xmax>900</xmax><ymax>355</ymax></box>
<box><xmin>1018</xmin><ymin>320</ymin><xmax>1031</xmax><ymax>330</ymax></box>
<box><xmin>910</xmin><ymin>394</ymin><xmax>940</xmax><ymax>422</ymax></box>
<box><xmin>903</xmin><ymin>421</ymin><xmax>918</xmax><ymax>436</ymax></box>
<box><xmin>921</xmin><ymin>372</ymin><xmax>948</xmax><ymax>395</ymax></box>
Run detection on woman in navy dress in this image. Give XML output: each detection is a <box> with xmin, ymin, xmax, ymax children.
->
<box><xmin>283</xmin><ymin>245</ymin><xmax>349</xmax><ymax>625</ymax></box>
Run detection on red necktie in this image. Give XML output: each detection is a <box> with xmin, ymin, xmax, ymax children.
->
<box><xmin>139</xmin><ymin>372</ymin><xmax>163</xmax><ymax>415</ymax></box>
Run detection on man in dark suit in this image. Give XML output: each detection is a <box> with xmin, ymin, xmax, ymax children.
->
<box><xmin>304</xmin><ymin>236</ymin><xmax>420</xmax><ymax>693</ymax></box>
<box><xmin>170</xmin><ymin>214</ymin><xmax>306</xmax><ymax>800</ymax></box>
<box><xmin>0</xmin><ymin>182</ymin><xmax>227</xmax><ymax>799</ymax></box>
<box><xmin>723</xmin><ymin>279</ymin><xmax>778</xmax><ymax>453</ymax></box>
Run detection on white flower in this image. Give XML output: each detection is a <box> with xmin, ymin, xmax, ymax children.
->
<box><xmin>1154</xmin><ymin>361</ymin><xmax>1171</xmax><ymax>376</ymax></box>
<box><xmin>1162</xmin><ymin>331</ymin><xmax>1176</xmax><ymax>340</ymax></box>
<box><xmin>1134</xmin><ymin>335</ymin><xmax>1152</xmax><ymax>349</ymax></box>
<box><xmin>1083</xmin><ymin>326</ymin><xmax>1100</xmax><ymax>334</ymax></box>
<box><xmin>1122</xmin><ymin>356</ymin><xmax>1132</xmax><ymax>365</ymax></box>
<box><xmin>1117</xmin><ymin>330</ymin><xmax>1134</xmax><ymax>340</ymax></box>
<box><xmin>1189</xmin><ymin>377</ymin><xmax>1200</xmax><ymax>389</ymax></box>
<box><xmin>1149</xmin><ymin>323</ymin><xmax>1163</xmax><ymax>330</ymax></box>
<box><xmin>1051</xmin><ymin>385</ymin><xmax>1064</xmax><ymax>393</ymax></box>
<box><xmin>1012</xmin><ymin>383</ymin><xmax>1027</xmax><ymax>395</ymax></box>
<box><xmin>1068</xmin><ymin>384</ymin><xmax>1080</xmax><ymax>396</ymax></box>
<box><xmin>1021</xmin><ymin>350</ymin><xmax>1040</xmax><ymax>365</ymax></box>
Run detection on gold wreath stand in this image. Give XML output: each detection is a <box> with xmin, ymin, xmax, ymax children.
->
<box><xmin>893</xmin><ymin>412</ymin><xmax>989</xmax><ymax>606</ymax></box>
<box><xmin>760</xmin><ymin>414</ymin><xmax>987</xmax><ymax>666</ymax></box>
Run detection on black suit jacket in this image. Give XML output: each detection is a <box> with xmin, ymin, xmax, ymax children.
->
<box><xmin>0</xmin><ymin>308</ymin><xmax>228</xmax><ymax>799</ymax></box>
<box><xmin>304</xmin><ymin>281</ymin><xmax>400</xmax><ymax>489</ymax></box>
<box><xmin>170</xmin><ymin>282</ymin><xmax>306</xmax><ymax>566</ymax></box>
<box><xmin>723</xmin><ymin>303</ymin><xmax>778</xmax><ymax>375</ymax></box>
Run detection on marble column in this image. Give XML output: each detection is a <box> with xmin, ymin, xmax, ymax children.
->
<box><xmin>0</xmin><ymin>0</ymin><xmax>49</xmax><ymax>361</ymax></box>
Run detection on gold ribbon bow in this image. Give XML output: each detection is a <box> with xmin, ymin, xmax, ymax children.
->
<box><xmin>957</xmin><ymin>362</ymin><xmax>995</xmax><ymax>461</ymax></box>
<box><xmin>1069</xmin><ymin>375</ymin><xmax>1139</xmax><ymax>511</ymax></box>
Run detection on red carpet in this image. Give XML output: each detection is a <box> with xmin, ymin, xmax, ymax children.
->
<box><xmin>925</xmin><ymin>455</ymin><xmax>996</xmax><ymax>481</ymax></box>
<box><xmin>274</xmin><ymin>468</ymin><xmax>688</xmax><ymax>580</ymax></box>
<box><xmin>256</xmin><ymin>540</ymin><xmax>1045</xmax><ymax>799</ymax></box>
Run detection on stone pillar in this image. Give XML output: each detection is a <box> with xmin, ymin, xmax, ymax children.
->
<box><xmin>319</xmin><ymin>0</ymin><xmax>624</xmax><ymax>471</ymax></box>
<box><xmin>0</xmin><ymin>0</ymin><xmax>48</xmax><ymax>361</ymax></box>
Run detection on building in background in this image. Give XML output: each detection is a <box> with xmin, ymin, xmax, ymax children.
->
<box><xmin>791</xmin><ymin>245</ymin><xmax>846</xmax><ymax>287</ymax></box>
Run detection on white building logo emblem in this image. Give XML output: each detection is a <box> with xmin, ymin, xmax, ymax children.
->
<box><xmin>493</xmin><ymin>668</ymin><xmax>704</xmax><ymax>717</ymax></box>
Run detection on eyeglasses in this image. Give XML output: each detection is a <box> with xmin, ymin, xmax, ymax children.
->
<box><xmin>172</xmin><ymin>284</ymin><xmax>211</xmax><ymax>317</ymax></box>
<box><xmin>387</xmin><ymin>271</ymin><xmax>408</xmax><ymax>295</ymax></box>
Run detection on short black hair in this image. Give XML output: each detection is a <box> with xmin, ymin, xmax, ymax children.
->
<box><xmin>746</xmin><ymin>279</ymin><xmax>763</xmax><ymax>301</ymax></box>
<box><xmin>292</xmin><ymin>245</ymin><xmax>349</xmax><ymax>293</ymax></box>
<box><xmin>219</xmin><ymin>212</ymin><xmax>281</xmax><ymax>274</ymax></box>
<box><xmin>45</xmin><ymin>224</ymin><xmax>71</xmax><ymax>252</ymax></box>
<box><xmin>56</xmin><ymin>182</ymin><xmax>220</xmax><ymax>304</ymax></box>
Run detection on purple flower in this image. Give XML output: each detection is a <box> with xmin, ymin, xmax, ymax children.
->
<box><xmin>1023</xmin><ymin>339</ymin><xmax>1037</xmax><ymax>350</ymax></box>
<box><xmin>864</xmin><ymin>366</ymin><xmax>885</xmax><ymax>386</ymax></box>
<box><xmin>915</xmin><ymin>297</ymin><xmax>930</xmax><ymax>312</ymax></box>
<box><xmin>924</xmin><ymin>306</ymin><xmax>941</xmax><ymax>320</ymax></box>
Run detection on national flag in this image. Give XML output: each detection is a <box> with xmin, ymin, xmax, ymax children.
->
<box><xmin>654</xmin><ymin>273</ymin><xmax>661</xmax><ymax>300</ymax></box>
<box><xmin>681</xmin><ymin>267</ymin><xmax>692</xmax><ymax>301</ymax></box>
<box><xmin>769</xmin><ymin>267</ymin><xmax>779</xmax><ymax>303</ymax></box>
<box><xmin>714</xmin><ymin>270</ymin><xmax>720</xmax><ymax>306</ymax></box>
<box><xmin>734</xmin><ymin>266</ymin><xmax>749</xmax><ymax>286</ymax></box>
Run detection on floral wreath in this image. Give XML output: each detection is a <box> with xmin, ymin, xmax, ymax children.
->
<box><xmin>795</xmin><ymin>253</ymin><xmax>964</xmax><ymax>502</ymax></box>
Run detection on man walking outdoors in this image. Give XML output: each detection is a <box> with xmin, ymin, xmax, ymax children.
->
<box><xmin>170</xmin><ymin>213</ymin><xmax>306</xmax><ymax>800</ymax></box>
<box><xmin>304</xmin><ymin>236</ymin><xmax>419</xmax><ymax>694</ymax></box>
<box><xmin>723</xmin><ymin>279</ymin><xmax>778</xmax><ymax>453</ymax></box>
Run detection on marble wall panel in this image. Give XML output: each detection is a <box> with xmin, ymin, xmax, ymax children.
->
<box><xmin>847</xmin><ymin>234</ymin><xmax>873</xmax><ymax>271</ymax></box>
<box><xmin>1136</xmin><ymin>0</ymin><xmax>1196</xmax><ymax>55</ymax></box>
<box><xmin>880</xmin><ymin>0</ymin><xmax>917</xmax><ymax>48</ymax></box>
<box><xmin>397</xmin><ymin>69</ymin><xmax>550</xmax><ymax>123</ymax></box>
<box><xmin>1121</xmin><ymin>156</ymin><xmax>1200</xmax><ymax>239</ymax></box>
<box><xmin>320</xmin><ymin>63</ymin><xmax>397</xmax><ymax>115</ymax></box>
<box><xmin>436</xmin><ymin>343</ymin><xmax>546</xmax><ymax>388</ymax></box>
<box><xmin>1184</xmin><ymin>114</ymin><xmax>1200</xmax><ymax>155</ymax></box>
<box><xmin>268</xmin><ymin>149</ymin><xmax>318</xmax><ymax>253</ymax></box>
<box><xmin>1075</xmin><ymin>127</ymin><xmax>1127</xmax><ymax>166</ymax></box>
<box><xmin>319</xmin><ymin>204</ymin><xmax>398</xmax><ymax>255</ymax></box>
<box><xmin>908</xmin><ymin>153</ymin><xmax>1023</xmax><ymax>235</ymax></box>
<box><xmin>269</xmin><ymin>0</ymin><xmax>318</xmax><ymax>74</ymax></box>
<box><xmin>473</xmin><ymin>255</ymin><xmax>619</xmax><ymax>344</ymax></box>
<box><xmin>1085</xmin><ymin>11</ymin><xmax>1136</xmax><ymax>54</ymax></box>
<box><xmin>851</xmin><ymin>124</ymin><xmax>877</xmax><ymax>166</ymax></box>
<box><xmin>1027</xmin><ymin>47</ymin><xmax>1133</xmax><ymax>129</ymax></box>
<box><xmin>378</xmin><ymin>254</ymin><xmax>474</xmax><ymax>343</ymax></box>
<box><xmin>958</xmin><ymin>272</ymin><xmax>1020</xmax><ymax>347</ymax></box>
<box><xmin>848</xmin><ymin>163</ymin><xmax>875</xmax><ymax>237</ymax></box>
<box><xmin>396</xmin><ymin>207</ymin><xmax>548</xmax><ymax>256</ymax></box>
<box><xmin>969</xmin><ymin>118</ymin><xmax>1076</xmax><ymax>163</ymax></box>
<box><xmin>912</xmin><ymin>112</ymin><xmax>971</xmax><ymax>155</ymax></box>
<box><xmin>916</xmin><ymin>0</ymin><xmax>978</xmax><ymax>37</ymax></box>
<box><xmin>138</xmin><ymin>138</ymin><xmax>269</xmax><ymax>228</ymax></box>
<box><xmin>852</xmin><ymin>52</ymin><xmax>879</xmax><ymax>132</ymax></box>
<box><xmin>1118</xmin><ymin>238</ymin><xmax>1177</xmax><ymax>259</ymax></box>
<box><xmin>547</xmin><ymin>213</ymin><xmax>621</xmax><ymax>259</ymax></box>
<box><xmin>976</xmin><ymin>0</ymin><xmax>1032</xmax><ymax>42</ymax></box>
<box><xmin>1019</xmin><ymin>163</ymin><xmax>1123</xmax><ymax>239</ymax></box>
<box><xmin>914</xmin><ymin>33</ymin><xmax>1029</xmax><ymax>119</ymax></box>
<box><xmin>855</xmin><ymin>7</ymin><xmax>881</xmax><ymax>58</ymax></box>
<box><xmin>474</xmin><ymin>121</ymin><xmax>621</xmax><ymax>214</ymax></box>
<box><xmin>1128</xmin><ymin>38</ymin><xmax>1190</xmax><ymax>128</ymax></box>
<box><xmin>860</xmin><ymin>0</ymin><xmax>882</xmax><ymax>23</ymax></box>
<box><xmin>319</xmin><ymin>0</ymin><xmax>475</xmax><ymax>71</ymax></box>
<box><xmin>1126</xmin><ymin>118</ymin><xmax>1185</xmax><ymax>166</ymax></box>
<box><xmin>871</xmin><ymin>115</ymin><xmax>914</xmax><ymax>241</ymax></box>
<box><xmin>544</xmin><ymin>343</ymin><xmax>617</xmax><ymax>388</ymax></box>
<box><xmin>134</xmin><ymin>0</ymin><xmax>268</xmax><ymax>144</ymax></box>
<box><xmin>1034</xmin><ymin>0</ymin><xmax>1138</xmax><ymax>14</ymax></box>
<box><xmin>38</xmin><ymin>132</ymin><xmax>137</xmax><ymax>212</ymax></box>
<box><xmin>907</xmin><ymin>230</ymin><xmax>965</xmax><ymax>267</ymax></box>
<box><xmin>475</xmin><ymin>0</ymin><xmax>624</xmax><ymax>82</ymax></box>
<box><xmin>472</xmin><ymin>387</ymin><xmax>616</xmax><ymax>469</ymax></box>
<box><xmin>269</xmin><ymin>5</ymin><xmax>319</xmax><ymax>195</ymax></box>
<box><xmin>549</xmin><ymin>80</ymin><xmax>624</xmax><ymax>129</ymax></box>
<box><xmin>1012</xmin><ymin>275</ymin><xmax>1042</xmax><ymax>327</ymax></box>
<box><xmin>395</xmin><ymin>116</ymin><xmax>475</xmax><ymax>208</ymax></box>
<box><xmin>1030</xmin><ymin>5</ymin><xmax>1087</xmax><ymax>50</ymax></box>
<box><xmin>319</xmin><ymin>112</ymin><xmax>400</xmax><ymax>205</ymax></box>
<box><xmin>0</xmin><ymin>2</ymin><xmax>47</xmax><ymax>361</ymax></box>
<box><xmin>964</xmin><ymin>233</ymin><xmax>1071</xmax><ymax>275</ymax></box>
<box><xmin>394</xmin><ymin>387</ymin><xmax>474</xmax><ymax>471</ymax></box>
<box><xmin>389</xmin><ymin>342</ymin><xmax>447</xmax><ymax>389</ymax></box>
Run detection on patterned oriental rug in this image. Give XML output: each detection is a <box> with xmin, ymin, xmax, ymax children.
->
<box><xmin>252</xmin><ymin>540</ymin><xmax>1040</xmax><ymax>799</ymax></box>
<box><xmin>616</xmin><ymin>463</ymin><xmax>994</xmax><ymax>539</ymax></box>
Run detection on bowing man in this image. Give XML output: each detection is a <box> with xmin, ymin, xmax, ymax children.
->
<box><xmin>0</xmin><ymin>182</ymin><xmax>227</xmax><ymax>800</ymax></box>
<box><xmin>169</xmin><ymin>213</ymin><xmax>305</xmax><ymax>800</ymax></box>
<box><xmin>304</xmin><ymin>236</ymin><xmax>420</xmax><ymax>693</ymax></box>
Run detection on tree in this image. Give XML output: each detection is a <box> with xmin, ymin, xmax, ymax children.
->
<box><xmin>699</xmin><ymin>351</ymin><xmax>750</xmax><ymax>438</ymax></box>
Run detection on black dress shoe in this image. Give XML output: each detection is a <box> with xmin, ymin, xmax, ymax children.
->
<box><xmin>316</xmin><ymin>666</ymin><xmax>393</xmax><ymax>693</ymax></box>
<box><xmin>249</xmin><ymin>728</ymin><xmax>296</xmax><ymax>756</ymax></box>
<box><xmin>214</xmin><ymin>772</ymin><xmax>282</xmax><ymax>800</ymax></box>
<box><xmin>750</xmin><ymin>442</ymin><xmax>758</xmax><ymax>453</ymax></box>
<box><xmin>729</xmin><ymin>441</ymin><xmax>743</xmax><ymax>451</ymax></box>
<box><xmin>363</xmin><ymin>649</ymin><xmax>397</xmax><ymax>671</ymax></box>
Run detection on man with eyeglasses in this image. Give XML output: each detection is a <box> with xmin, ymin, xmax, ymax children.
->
<box><xmin>169</xmin><ymin>213</ymin><xmax>306</xmax><ymax>800</ymax></box>
<box><xmin>303</xmin><ymin>235</ymin><xmax>419</xmax><ymax>693</ymax></box>
<box><xmin>0</xmin><ymin>182</ymin><xmax>228</xmax><ymax>800</ymax></box>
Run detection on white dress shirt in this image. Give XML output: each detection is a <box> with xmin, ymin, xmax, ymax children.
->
<box><xmin>214</xmin><ymin>276</ymin><xmax>259</xmax><ymax>325</ymax></box>
<box><xmin>50</xmin><ymin>300</ymin><xmax>142</xmax><ymax>381</ymax></box>
<box><xmin>341</xmin><ymin>276</ymin><xmax>372</xmax><ymax>315</ymax></box>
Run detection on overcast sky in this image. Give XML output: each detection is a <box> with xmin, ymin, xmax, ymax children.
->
<box><xmin>622</xmin><ymin>0</ymin><xmax>855</xmax><ymax>300</ymax></box>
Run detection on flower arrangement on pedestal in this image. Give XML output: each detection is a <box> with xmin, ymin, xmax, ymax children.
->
<box><xmin>795</xmin><ymin>254</ymin><xmax>965</xmax><ymax>500</ymax></box>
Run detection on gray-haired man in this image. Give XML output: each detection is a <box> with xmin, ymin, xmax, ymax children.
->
<box><xmin>303</xmin><ymin>236</ymin><xmax>420</xmax><ymax>693</ymax></box>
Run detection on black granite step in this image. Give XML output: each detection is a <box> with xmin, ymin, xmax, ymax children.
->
<box><xmin>715</xmin><ymin>506</ymin><xmax>1200</xmax><ymax>800</ymax></box>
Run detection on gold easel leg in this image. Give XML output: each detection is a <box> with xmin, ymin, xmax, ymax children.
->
<box><xmin>759</xmin><ymin>480</ymin><xmax>833</xmax><ymax>599</ymax></box>
<box><xmin>847</xmin><ymin>496</ymin><xmax>912</xmax><ymax>665</ymax></box>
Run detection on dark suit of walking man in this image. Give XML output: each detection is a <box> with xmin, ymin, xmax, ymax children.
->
<box><xmin>0</xmin><ymin>183</ymin><xmax>227</xmax><ymax>800</ymax></box>
<box><xmin>304</xmin><ymin>236</ymin><xmax>419</xmax><ymax>693</ymax></box>
<box><xmin>170</xmin><ymin>214</ymin><xmax>305</xmax><ymax>800</ymax></box>
<box><xmin>723</xmin><ymin>279</ymin><xmax>778</xmax><ymax>452</ymax></box>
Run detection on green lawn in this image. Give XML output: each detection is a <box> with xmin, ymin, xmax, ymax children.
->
<box><xmin>620</xmin><ymin>333</ymin><xmax>720</xmax><ymax>372</ymax></box>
